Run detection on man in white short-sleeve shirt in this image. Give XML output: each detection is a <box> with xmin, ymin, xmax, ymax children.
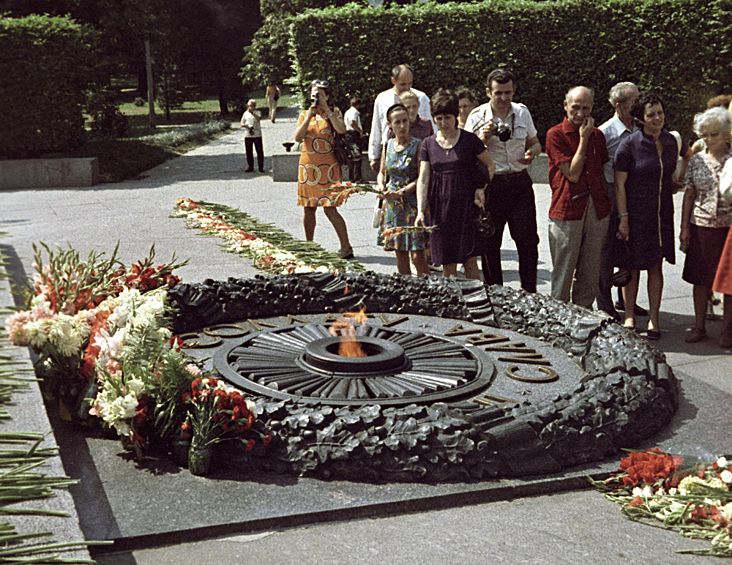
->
<box><xmin>464</xmin><ymin>68</ymin><xmax>542</xmax><ymax>292</ymax></box>
<box><xmin>368</xmin><ymin>64</ymin><xmax>432</xmax><ymax>173</ymax></box>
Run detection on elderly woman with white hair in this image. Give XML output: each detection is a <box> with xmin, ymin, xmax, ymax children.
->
<box><xmin>680</xmin><ymin>106</ymin><xmax>732</xmax><ymax>344</ymax></box>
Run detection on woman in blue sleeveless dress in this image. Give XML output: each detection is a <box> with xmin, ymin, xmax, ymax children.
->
<box><xmin>377</xmin><ymin>104</ymin><xmax>430</xmax><ymax>276</ymax></box>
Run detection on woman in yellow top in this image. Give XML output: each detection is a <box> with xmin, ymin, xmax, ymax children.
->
<box><xmin>294</xmin><ymin>79</ymin><xmax>353</xmax><ymax>259</ymax></box>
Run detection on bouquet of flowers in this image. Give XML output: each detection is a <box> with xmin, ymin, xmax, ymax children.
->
<box><xmin>590</xmin><ymin>449</ymin><xmax>732</xmax><ymax>555</ymax></box>
<box><xmin>7</xmin><ymin>242</ymin><xmax>186</xmax><ymax>420</ymax></box>
<box><xmin>183</xmin><ymin>375</ymin><xmax>270</xmax><ymax>449</ymax></box>
<box><xmin>88</xmin><ymin>287</ymin><xmax>195</xmax><ymax>457</ymax></box>
<box><xmin>322</xmin><ymin>181</ymin><xmax>383</xmax><ymax>206</ymax></box>
<box><xmin>381</xmin><ymin>225</ymin><xmax>437</xmax><ymax>242</ymax></box>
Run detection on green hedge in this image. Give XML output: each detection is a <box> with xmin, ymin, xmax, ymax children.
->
<box><xmin>0</xmin><ymin>15</ymin><xmax>97</xmax><ymax>158</ymax></box>
<box><xmin>290</xmin><ymin>0</ymin><xmax>732</xmax><ymax>143</ymax></box>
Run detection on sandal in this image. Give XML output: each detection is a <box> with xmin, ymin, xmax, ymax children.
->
<box><xmin>685</xmin><ymin>327</ymin><xmax>707</xmax><ymax>343</ymax></box>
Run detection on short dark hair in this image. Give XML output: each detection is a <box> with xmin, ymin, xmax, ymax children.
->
<box><xmin>631</xmin><ymin>90</ymin><xmax>665</xmax><ymax>123</ymax></box>
<box><xmin>456</xmin><ymin>88</ymin><xmax>477</xmax><ymax>105</ymax></box>
<box><xmin>350</xmin><ymin>96</ymin><xmax>361</xmax><ymax>106</ymax></box>
<box><xmin>430</xmin><ymin>88</ymin><xmax>459</xmax><ymax>118</ymax></box>
<box><xmin>486</xmin><ymin>68</ymin><xmax>515</xmax><ymax>89</ymax></box>
<box><xmin>386</xmin><ymin>103</ymin><xmax>408</xmax><ymax>123</ymax></box>
<box><xmin>392</xmin><ymin>64</ymin><xmax>414</xmax><ymax>81</ymax></box>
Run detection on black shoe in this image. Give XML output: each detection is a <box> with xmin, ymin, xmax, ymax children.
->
<box><xmin>245</xmin><ymin>168</ymin><xmax>254</xmax><ymax>173</ymax></box>
<box><xmin>259</xmin><ymin>169</ymin><xmax>265</xmax><ymax>173</ymax></box>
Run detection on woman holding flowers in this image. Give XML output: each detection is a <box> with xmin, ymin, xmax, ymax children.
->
<box><xmin>679</xmin><ymin>106</ymin><xmax>732</xmax><ymax>346</ymax></box>
<box><xmin>415</xmin><ymin>89</ymin><xmax>495</xmax><ymax>279</ymax></box>
<box><xmin>294</xmin><ymin>79</ymin><xmax>353</xmax><ymax>259</ymax></box>
<box><xmin>377</xmin><ymin>104</ymin><xmax>430</xmax><ymax>276</ymax></box>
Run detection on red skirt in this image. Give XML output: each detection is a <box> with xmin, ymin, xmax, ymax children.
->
<box><xmin>712</xmin><ymin>225</ymin><xmax>732</xmax><ymax>295</ymax></box>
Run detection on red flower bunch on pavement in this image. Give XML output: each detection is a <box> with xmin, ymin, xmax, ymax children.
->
<box><xmin>618</xmin><ymin>449</ymin><xmax>684</xmax><ymax>486</ymax></box>
<box><xmin>183</xmin><ymin>376</ymin><xmax>271</xmax><ymax>449</ymax></box>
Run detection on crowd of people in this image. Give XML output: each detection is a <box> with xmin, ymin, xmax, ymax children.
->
<box><xmin>288</xmin><ymin>63</ymin><xmax>732</xmax><ymax>348</ymax></box>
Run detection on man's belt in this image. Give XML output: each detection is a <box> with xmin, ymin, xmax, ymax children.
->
<box><xmin>492</xmin><ymin>170</ymin><xmax>529</xmax><ymax>182</ymax></box>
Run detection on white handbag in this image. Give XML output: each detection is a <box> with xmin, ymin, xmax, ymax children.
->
<box><xmin>720</xmin><ymin>158</ymin><xmax>732</xmax><ymax>202</ymax></box>
<box><xmin>372</xmin><ymin>198</ymin><xmax>383</xmax><ymax>228</ymax></box>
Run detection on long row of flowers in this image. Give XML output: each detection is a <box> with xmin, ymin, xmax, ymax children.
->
<box><xmin>6</xmin><ymin>243</ymin><xmax>269</xmax><ymax>474</ymax></box>
<box><xmin>173</xmin><ymin>197</ymin><xmax>364</xmax><ymax>274</ymax></box>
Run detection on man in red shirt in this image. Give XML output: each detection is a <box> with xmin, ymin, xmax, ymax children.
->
<box><xmin>545</xmin><ymin>86</ymin><xmax>611</xmax><ymax>308</ymax></box>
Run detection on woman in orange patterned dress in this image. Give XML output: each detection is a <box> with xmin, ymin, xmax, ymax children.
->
<box><xmin>294</xmin><ymin>79</ymin><xmax>353</xmax><ymax>259</ymax></box>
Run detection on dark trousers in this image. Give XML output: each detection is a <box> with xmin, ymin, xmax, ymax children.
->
<box><xmin>596</xmin><ymin>181</ymin><xmax>619</xmax><ymax>312</ymax></box>
<box><xmin>345</xmin><ymin>131</ymin><xmax>363</xmax><ymax>182</ymax></box>
<box><xmin>245</xmin><ymin>136</ymin><xmax>264</xmax><ymax>171</ymax></box>
<box><xmin>481</xmin><ymin>169</ymin><xmax>539</xmax><ymax>292</ymax></box>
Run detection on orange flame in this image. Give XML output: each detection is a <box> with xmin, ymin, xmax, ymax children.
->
<box><xmin>329</xmin><ymin>307</ymin><xmax>368</xmax><ymax>357</ymax></box>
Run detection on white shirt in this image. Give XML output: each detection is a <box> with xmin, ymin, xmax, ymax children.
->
<box><xmin>240</xmin><ymin>109</ymin><xmax>262</xmax><ymax>138</ymax></box>
<box><xmin>344</xmin><ymin>106</ymin><xmax>362</xmax><ymax>132</ymax></box>
<box><xmin>464</xmin><ymin>102</ymin><xmax>537</xmax><ymax>174</ymax></box>
<box><xmin>368</xmin><ymin>88</ymin><xmax>432</xmax><ymax>161</ymax></box>
<box><xmin>599</xmin><ymin>114</ymin><xmax>637</xmax><ymax>184</ymax></box>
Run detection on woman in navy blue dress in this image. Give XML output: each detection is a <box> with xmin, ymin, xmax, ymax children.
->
<box><xmin>614</xmin><ymin>91</ymin><xmax>690</xmax><ymax>339</ymax></box>
<box><xmin>415</xmin><ymin>89</ymin><xmax>495</xmax><ymax>279</ymax></box>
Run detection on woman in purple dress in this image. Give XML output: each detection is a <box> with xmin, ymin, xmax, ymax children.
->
<box><xmin>415</xmin><ymin>89</ymin><xmax>495</xmax><ymax>279</ymax></box>
<box><xmin>614</xmin><ymin>91</ymin><xmax>691</xmax><ymax>339</ymax></box>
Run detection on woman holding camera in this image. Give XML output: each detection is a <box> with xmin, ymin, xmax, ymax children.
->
<box><xmin>614</xmin><ymin>91</ymin><xmax>691</xmax><ymax>339</ymax></box>
<box><xmin>294</xmin><ymin>79</ymin><xmax>353</xmax><ymax>259</ymax></box>
<box><xmin>415</xmin><ymin>89</ymin><xmax>495</xmax><ymax>279</ymax></box>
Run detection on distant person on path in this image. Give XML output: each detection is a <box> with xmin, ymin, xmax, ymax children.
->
<box><xmin>344</xmin><ymin>96</ymin><xmax>365</xmax><ymax>182</ymax></box>
<box><xmin>294</xmin><ymin>79</ymin><xmax>353</xmax><ymax>259</ymax></box>
<box><xmin>457</xmin><ymin>88</ymin><xmax>478</xmax><ymax>130</ymax></box>
<box><xmin>613</xmin><ymin>90</ymin><xmax>691</xmax><ymax>339</ymax></box>
<box><xmin>265</xmin><ymin>81</ymin><xmax>281</xmax><ymax>123</ymax></box>
<box><xmin>377</xmin><ymin>104</ymin><xmax>429</xmax><ymax>276</ymax></box>
<box><xmin>597</xmin><ymin>81</ymin><xmax>641</xmax><ymax>320</ymax></box>
<box><xmin>546</xmin><ymin>86</ymin><xmax>610</xmax><ymax>308</ymax></box>
<box><xmin>465</xmin><ymin>68</ymin><xmax>542</xmax><ymax>292</ymax></box>
<box><xmin>240</xmin><ymin>99</ymin><xmax>264</xmax><ymax>173</ymax></box>
<box><xmin>679</xmin><ymin>106</ymin><xmax>732</xmax><ymax>344</ymax></box>
<box><xmin>369</xmin><ymin>64</ymin><xmax>432</xmax><ymax>173</ymax></box>
<box><xmin>415</xmin><ymin>89</ymin><xmax>495</xmax><ymax>279</ymax></box>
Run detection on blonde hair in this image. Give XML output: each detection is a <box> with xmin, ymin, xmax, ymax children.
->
<box><xmin>399</xmin><ymin>91</ymin><xmax>418</xmax><ymax>104</ymax></box>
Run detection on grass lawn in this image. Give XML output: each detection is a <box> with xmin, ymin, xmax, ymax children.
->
<box><xmin>49</xmin><ymin>86</ymin><xmax>297</xmax><ymax>183</ymax></box>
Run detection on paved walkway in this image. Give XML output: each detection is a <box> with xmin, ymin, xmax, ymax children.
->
<box><xmin>1</xmin><ymin>108</ymin><xmax>731</xmax><ymax>564</ymax></box>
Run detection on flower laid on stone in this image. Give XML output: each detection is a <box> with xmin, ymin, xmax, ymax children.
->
<box><xmin>591</xmin><ymin>449</ymin><xmax>732</xmax><ymax>555</ymax></box>
<box><xmin>173</xmin><ymin>198</ymin><xmax>364</xmax><ymax>274</ymax></box>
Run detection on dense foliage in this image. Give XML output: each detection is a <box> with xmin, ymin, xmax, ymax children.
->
<box><xmin>0</xmin><ymin>15</ymin><xmax>97</xmax><ymax>158</ymax></box>
<box><xmin>289</xmin><ymin>0</ymin><xmax>732</xmax><ymax>142</ymax></box>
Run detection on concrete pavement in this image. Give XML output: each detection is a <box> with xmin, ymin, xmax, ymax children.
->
<box><xmin>1</xmin><ymin>106</ymin><xmax>731</xmax><ymax>564</ymax></box>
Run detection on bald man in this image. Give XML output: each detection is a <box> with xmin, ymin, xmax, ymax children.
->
<box><xmin>545</xmin><ymin>86</ymin><xmax>611</xmax><ymax>308</ymax></box>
